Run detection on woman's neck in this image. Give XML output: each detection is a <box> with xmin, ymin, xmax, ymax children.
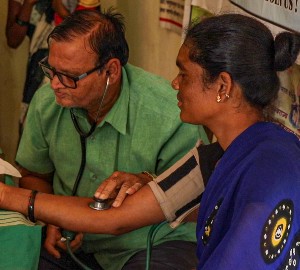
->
<box><xmin>211</xmin><ymin>109</ymin><xmax>264</xmax><ymax>150</ymax></box>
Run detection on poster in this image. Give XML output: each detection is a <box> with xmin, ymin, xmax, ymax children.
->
<box><xmin>230</xmin><ymin>0</ymin><xmax>300</xmax><ymax>31</ymax></box>
<box><xmin>265</xmin><ymin>64</ymin><xmax>300</xmax><ymax>138</ymax></box>
<box><xmin>159</xmin><ymin>0</ymin><xmax>185</xmax><ymax>34</ymax></box>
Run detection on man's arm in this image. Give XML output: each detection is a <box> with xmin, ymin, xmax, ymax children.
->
<box><xmin>6</xmin><ymin>0</ymin><xmax>37</xmax><ymax>48</ymax></box>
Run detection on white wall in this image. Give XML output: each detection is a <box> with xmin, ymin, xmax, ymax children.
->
<box><xmin>0</xmin><ymin>1</ymin><xmax>29</xmax><ymax>163</ymax></box>
<box><xmin>109</xmin><ymin>0</ymin><xmax>181</xmax><ymax>81</ymax></box>
<box><xmin>0</xmin><ymin>1</ymin><xmax>182</xmax><ymax>163</ymax></box>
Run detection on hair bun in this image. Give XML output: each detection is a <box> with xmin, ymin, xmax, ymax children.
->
<box><xmin>274</xmin><ymin>32</ymin><xmax>300</xmax><ymax>71</ymax></box>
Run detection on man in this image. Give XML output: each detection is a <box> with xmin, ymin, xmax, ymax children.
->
<box><xmin>16</xmin><ymin>9</ymin><xmax>208</xmax><ymax>270</ymax></box>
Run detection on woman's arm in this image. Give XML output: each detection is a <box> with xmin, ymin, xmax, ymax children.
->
<box><xmin>0</xmin><ymin>183</ymin><xmax>165</xmax><ymax>235</ymax></box>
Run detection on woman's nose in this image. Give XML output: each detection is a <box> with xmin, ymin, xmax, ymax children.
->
<box><xmin>171</xmin><ymin>78</ymin><xmax>179</xmax><ymax>90</ymax></box>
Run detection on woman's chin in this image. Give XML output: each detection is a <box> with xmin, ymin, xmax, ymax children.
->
<box><xmin>180</xmin><ymin>112</ymin><xmax>192</xmax><ymax>124</ymax></box>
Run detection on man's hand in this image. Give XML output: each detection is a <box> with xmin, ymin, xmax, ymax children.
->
<box><xmin>44</xmin><ymin>225</ymin><xmax>83</xmax><ymax>258</ymax></box>
<box><xmin>94</xmin><ymin>171</ymin><xmax>153</xmax><ymax>207</ymax></box>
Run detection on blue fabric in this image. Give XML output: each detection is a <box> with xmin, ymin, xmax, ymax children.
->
<box><xmin>196</xmin><ymin>122</ymin><xmax>300</xmax><ymax>269</ymax></box>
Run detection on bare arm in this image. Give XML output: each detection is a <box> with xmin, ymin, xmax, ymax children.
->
<box><xmin>94</xmin><ymin>171</ymin><xmax>153</xmax><ymax>207</ymax></box>
<box><xmin>52</xmin><ymin>0</ymin><xmax>71</xmax><ymax>20</ymax></box>
<box><xmin>6</xmin><ymin>0</ymin><xmax>37</xmax><ymax>48</ymax></box>
<box><xmin>18</xmin><ymin>166</ymin><xmax>54</xmax><ymax>193</ymax></box>
<box><xmin>0</xmin><ymin>183</ymin><xmax>165</xmax><ymax>235</ymax></box>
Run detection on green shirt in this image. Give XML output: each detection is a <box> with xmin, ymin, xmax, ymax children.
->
<box><xmin>16</xmin><ymin>64</ymin><xmax>208</xmax><ymax>270</ymax></box>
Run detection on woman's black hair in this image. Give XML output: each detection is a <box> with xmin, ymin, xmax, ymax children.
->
<box><xmin>47</xmin><ymin>8</ymin><xmax>129</xmax><ymax>68</ymax></box>
<box><xmin>184</xmin><ymin>14</ymin><xmax>300</xmax><ymax>108</ymax></box>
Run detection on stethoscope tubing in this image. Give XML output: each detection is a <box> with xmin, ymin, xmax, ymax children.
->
<box><xmin>69</xmin><ymin>77</ymin><xmax>110</xmax><ymax>195</ymax></box>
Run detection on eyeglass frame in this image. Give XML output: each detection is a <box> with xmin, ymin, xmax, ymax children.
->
<box><xmin>38</xmin><ymin>56</ymin><xmax>104</xmax><ymax>89</ymax></box>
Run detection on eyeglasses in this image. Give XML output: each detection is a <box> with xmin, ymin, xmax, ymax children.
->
<box><xmin>38</xmin><ymin>57</ymin><xmax>103</xmax><ymax>89</ymax></box>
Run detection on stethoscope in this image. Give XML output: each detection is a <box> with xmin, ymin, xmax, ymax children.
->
<box><xmin>70</xmin><ymin>77</ymin><xmax>111</xmax><ymax>210</ymax></box>
<box><xmin>60</xmin><ymin>78</ymin><xmax>111</xmax><ymax>270</ymax></box>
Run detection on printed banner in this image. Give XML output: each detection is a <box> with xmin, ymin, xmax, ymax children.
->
<box><xmin>230</xmin><ymin>0</ymin><xmax>300</xmax><ymax>31</ymax></box>
<box><xmin>159</xmin><ymin>0</ymin><xmax>185</xmax><ymax>34</ymax></box>
<box><xmin>265</xmin><ymin>64</ymin><xmax>300</xmax><ymax>138</ymax></box>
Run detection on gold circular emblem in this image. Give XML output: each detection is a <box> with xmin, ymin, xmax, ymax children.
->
<box><xmin>271</xmin><ymin>217</ymin><xmax>287</xmax><ymax>247</ymax></box>
<box><xmin>261</xmin><ymin>200</ymin><xmax>293</xmax><ymax>263</ymax></box>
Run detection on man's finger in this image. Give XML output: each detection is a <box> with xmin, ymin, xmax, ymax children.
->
<box><xmin>112</xmin><ymin>185</ymin><xmax>129</xmax><ymax>207</ymax></box>
<box><xmin>96</xmin><ymin>177</ymin><xmax>120</xmax><ymax>199</ymax></box>
<box><xmin>126</xmin><ymin>182</ymin><xmax>143</xmax><ymax>195</ymax></box>
<box><xmin>44</xmin><ymin>241</ymin><xmax>61</xmax><ymax>259</ymax></box>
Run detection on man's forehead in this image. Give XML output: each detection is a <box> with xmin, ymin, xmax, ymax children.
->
<box><xmin>49</xmin><ymin>40</ymin><xmax>97</xmax><ymax>65</ymax></box>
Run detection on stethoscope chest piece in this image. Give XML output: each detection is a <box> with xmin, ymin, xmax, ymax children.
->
<box><xmin>89</xmin><ymin>196</ymin><xmax>111</xmax><ymax>210</ymax></box>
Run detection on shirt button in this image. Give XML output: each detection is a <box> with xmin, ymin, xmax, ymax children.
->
<box><xmin>91</xmin><ymin>174</ymin><xmax>97</xmax><ymax>181</ymax></box>
<box><xmin>90</xmin><ymin>136</ymin><xmax>95</xmax><ymax>141</ymax></box>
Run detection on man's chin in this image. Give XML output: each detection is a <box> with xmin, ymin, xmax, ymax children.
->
<box><xmin>54</xmin><ymin>97</ymin><xmax>73</xmax><ymax>108</ymax></box>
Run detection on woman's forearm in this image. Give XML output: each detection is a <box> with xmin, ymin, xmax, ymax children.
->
<box><xmin>0</xmin><ymin>183</ymin><xmax>165</xmax><ymax>234</ymax></box>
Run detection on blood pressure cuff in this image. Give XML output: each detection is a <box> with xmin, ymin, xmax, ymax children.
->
<box><xmin>148</xmin><ymin>141</ymin><xmax>223</xmax><ymax>228</ymax></box>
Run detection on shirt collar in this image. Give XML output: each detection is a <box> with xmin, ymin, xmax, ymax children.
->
<box><xmin>70</xmin><ymin>65</ymin><xmax>129</xmax><ymax>135</ymax></box>
<box><xmin>73</xmin><ymin>67</ymin><xmax>129</xmax><ymax>135</ymax></box>
<box><xmin>104</xmin><ymin>66</ymin><xmax>129</xmax><ymax>135</ymax></box>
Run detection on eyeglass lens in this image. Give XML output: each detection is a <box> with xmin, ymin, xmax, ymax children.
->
<box><xmin>41</xmin><ymin>65</ymin><xmax>76</xmax><ymax>88</ymax></box>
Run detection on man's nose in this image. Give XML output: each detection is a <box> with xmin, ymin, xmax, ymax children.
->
<box><xmin>50</xmin><ymin>75</ymin><xmax>65</xmax><ymax>90</ymax></box>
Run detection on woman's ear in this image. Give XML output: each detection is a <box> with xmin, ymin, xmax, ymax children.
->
<box><xmin>215</xmin><ymin>72</ymin><xmax>232</xmax><ymax>103</ymax></box>
<box><xmin>218</xmin><ymin>72</ymin><xmax>232</xmax><ymax>96</ymax></box>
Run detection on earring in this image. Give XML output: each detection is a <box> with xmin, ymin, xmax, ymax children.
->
<box><xmin>216</xmin><ymin>94</ymin><xmax>221</xmax><ymax>103</ymax></box>
<box><xmin>225</xmin><ymin>93</ymin><xmax>230</xmax><ymax>99</ymax></box>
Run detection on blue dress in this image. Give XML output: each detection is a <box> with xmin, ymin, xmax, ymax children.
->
<box><xmin>196</xmin><ymin>122</ymin><xmax>300</xmax><ymax>269</ymax></box>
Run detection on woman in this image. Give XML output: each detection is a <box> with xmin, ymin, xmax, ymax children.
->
<box><xmin>1</xmin><ymin>14</ymin><xmax>300</xmax><ymax>269</ymax></box>
<box><xmin>172</xmin><ymin>14</ymin><xmax>300</xmax><ymax>269</ymax></box>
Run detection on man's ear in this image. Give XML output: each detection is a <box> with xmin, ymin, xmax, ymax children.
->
<box><xmin>102</xmin><ymin>58</ymin><xmax>122</xmax><ymax>85</ymax></box>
